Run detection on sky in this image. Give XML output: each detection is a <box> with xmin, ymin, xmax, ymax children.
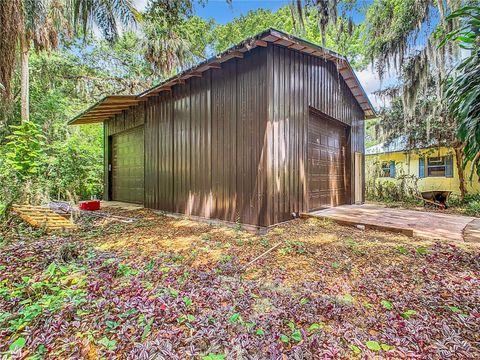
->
<box><xmin>135</xmin><ymin>0</ymin><xmax>290</xmax><ymax>23</ymax></box>
<box><xmin>133</xmin><ymin>0</ymin><xmax>392</xmax><ymax>109</ymax></box>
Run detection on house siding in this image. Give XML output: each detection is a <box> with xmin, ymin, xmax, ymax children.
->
<box><xmin>366</xmin><ymin>147</ymin><xmax>480</xmax><ymax>195</ymax></box>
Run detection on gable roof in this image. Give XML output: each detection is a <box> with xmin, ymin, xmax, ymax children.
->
<box><xmin>69</xmin><ymin>28</ymin><xmax>376</xmax><ymax>125</ymax></box>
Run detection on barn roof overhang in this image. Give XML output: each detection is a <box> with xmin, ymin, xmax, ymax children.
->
<box><xmin>69</xmin><ymin>28</ymin><xmax>375</xmax><ymax>125</ymax></box>
<box><xmin>68</xmin><ymin>95</ymin><xmax>145</xmax><ymax>125</ymax></box>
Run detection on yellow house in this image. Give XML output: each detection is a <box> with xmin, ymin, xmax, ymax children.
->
<box><xmin>366</xmin><ymin>136</ymin><xmax>480</xmax><ymax>196</ymax></box>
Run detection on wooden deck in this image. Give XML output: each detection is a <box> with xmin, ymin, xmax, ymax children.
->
<box><xmin>305</xmin><ymin>204</ymin><xmax>478</xmax><ymax>242</ymax></box>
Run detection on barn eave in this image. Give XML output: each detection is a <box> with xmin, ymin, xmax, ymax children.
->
<box><xmin>69</xmin><ymin>28</ymin><xmax>375</xmax><ymax>125</ymax></box>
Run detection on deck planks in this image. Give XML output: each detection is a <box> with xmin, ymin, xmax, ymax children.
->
<box><xmin>12</xmin><ymin>205</ymin><xmax>77</xmax><ymax>232</ymax></box>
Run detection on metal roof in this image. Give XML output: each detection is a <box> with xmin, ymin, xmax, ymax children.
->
<box><xmin>366</xmin><ymin>135</ymin><xmax>450</xmax><ymax>155</ymax></box>
<box><xmin>69</xmin><ymin>28</ymin><xmax>376</xmax><ymax>125</ymax></box>
<box><xmin>366</xmin><ymin>136</ymin><xmax>409</xmax><ymax>155</ymax></box>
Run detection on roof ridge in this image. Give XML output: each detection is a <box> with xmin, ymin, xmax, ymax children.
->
<box><xmin>70</xmin><ymin>29</ymin><xmax>375</xmax><ymax>125</ymax></box>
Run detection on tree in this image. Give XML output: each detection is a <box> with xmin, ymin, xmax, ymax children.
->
<box><xmin>0</xmin><ymin>0</ymin><xmax>62</xmax><ymax>120</ymax></box>
<box><xmin>0</xmin><ymin>0</ymin><xmax>139</xmax><ymax>122</ymax></box>
<box><xmin>443</xmin><ymin>5</ymin><xmax>480</xmax><ymax>181</ymax></box>
<box><xmin>374</xmin><ymin>82</ymin><xmax>468</xmax><ymax>199</ymax></box>
<box><xmin>140</xmin><ymin>1</ymin><xmax>215</xmax><ymax>75</ymax></box>
<box><xmin>212</xmin><ymin>5</ymin><xmax>368</xmax><ymax>70</ymax></box>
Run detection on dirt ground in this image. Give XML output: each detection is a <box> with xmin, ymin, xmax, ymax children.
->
<box><xmin>1</xmin><ymin>208</ymin><xmax>479</xmax><ymax>359</ymax></box>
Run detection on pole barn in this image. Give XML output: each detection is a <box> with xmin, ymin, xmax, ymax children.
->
<box><xmin>70</xmin><ymin>29</ymin><xmax>375</xmax><ymax>228</ymax></box>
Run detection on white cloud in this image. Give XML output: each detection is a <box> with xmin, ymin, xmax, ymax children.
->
<box><xmin>354</xmin><ymin>66</ymin><xmax>398</xmax><ymax>110</ymax></box>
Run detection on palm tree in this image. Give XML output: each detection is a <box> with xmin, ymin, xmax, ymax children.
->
<box><xmin>0</xmin><ymin>0</ymin><xmax>139</xmax><ymax>122</ymax></box>
<box><xmin>443</xmin><ymin>5</ymin><xmax>480</xmax><ymax>180</ymax></box>
<box><xmin>68</xmin><ymin>0</ymin><xmax>140</xmax><ymax>43</ymax></box>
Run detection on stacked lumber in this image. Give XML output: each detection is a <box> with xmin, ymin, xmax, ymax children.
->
<box><xmin>12</xmin><ymin>204</ymin><xmax>77</xmax><ymax>232</ymax></box>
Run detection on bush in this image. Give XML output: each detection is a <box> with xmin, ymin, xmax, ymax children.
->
<box><xmin>0</xmin><ymin>121</ymin><xmax>48</xmax><ymax>215</ymax></box>
<box><xmin>449</xmin><ymin>193</ymin><xmax>480</xmax><ymax>208</ymax></box>
<box><xmin>366</xmin><ymin>174</ymin><xmax>419</xmax><ymax>203</ymax></box>
<box><xmin>0</xmin><ymin>120</ymin><xmax>103</xmax><ymax>213</ymax></box>
<box><xmin>465</xmin><ymin>200</ymin><xmax>480</xmax><ymax>217</ymax></box>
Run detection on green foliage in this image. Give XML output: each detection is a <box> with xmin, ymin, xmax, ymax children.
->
<box><xmin>183</xmin><ymin>296</ymin><xmax>193</xmax><ymax>308</ymax></box>
<box><xmin>98</xmin><ymin>336</ymin><xmax>117</xmax><ymax>351</ymax></box>
<box><xmin>1</xmin><ymin>47</ymin><xmax>105</xmax><ymax>209</ymax></box>
<box><xmin>416</xmin><ymin>246</ymin><xmax>428</xmax><ymax>255</ymax></box>
<box><xmin>70</xmin><ymin>0</ymin><xmax>140</xmax><ymax>43</ymax></box>
<box><xmin>349</xmin><ymin>344</ymin><xmax>361</xmax><ymax>355</ymax></box>
<box><xmin>291</xmin><ymin>330</ymin><xmax>302</xmax><ymax>342</ymax></box>
<box><xmin>381</xmin><ymin>300</ymin><xmax>394</xmax><ymax>310</ymax></box>
<box><xmin>0</xmin><ymin>262</ymin><xmax>87</xmax><ymax>336</ymax></box>
<box><xmin>366</xmin><ymin>340</ymin><xmax>381</xmax><ymax>351</ymax></box>
<box><xmin>46</xmin><ymin>127</ymin><xmax>103</xmax><ymax>200</ymax></box>
<box><xmin>443</xmin><ymin>5</ymin><xmax>480</xmax><ymax>178</ymax></box>
<box><xmin>228</xmin><ymin>313</ymin><xmax>241</xmax><ymax>323</ymax></box>
<box><xmin>212</xmin><ymin>6</ymin><xmax>368</xmax><ymax>70</ymax></box>
<box><xmin>255</xmin><ymin>328</ymin><xmax>265</xmax><ymax>336</ymax></box>
<box><xmin>366</xmin><ymin>175</ymin><xmax>419</xmax><ymax>203</ymax></box>
<box><xmin>401</xmin><ymin>309</ymin><xmax>418</xmax><ymax>319</ymax></box>
<box><xmin>465</xmin><ymin>200</ymin><xmax>480</xmax><ymax>216</ymax></box>
<box><xmin>9</xmin><ymin>337</ymin><xmax>26</xmax><ymax>351</ymax></box>
<box><xmin>117</xmin><ymin>263</ymin><xmax>138</xmax><ymax>277</ymax></box>
<box><xmin>143</xmin><ymin>3</ymin><xmax>215</xmax><ymax>74</ymax></box>
<box><xmin>396</xmin><ymin>245</ymin><xmax>408</xmax><ymax>255</ymax></box>
<box><xmin>279</xmin><ymin>334</ymin><xmax>290</xmax><ymax>343</ymax></box>
<box><xmin>0</xmin><ymin>120</ymin><xmax>47</xmax><ymax>213</ymax></box>
<box><xmin>3</xmin><ymin>120</ymin><xmax>45</xmax><ymax>180</ymax></box>
<box><xmin>202</xmin><ymin>354</ymin><xmax>225</xmax><ymax>360</ymax></box>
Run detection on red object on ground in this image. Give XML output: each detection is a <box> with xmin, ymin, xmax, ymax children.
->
<box><xmin>79</xmin><ymin>200</ymin><xmax>100</xmax><ymax>211</ymax></box>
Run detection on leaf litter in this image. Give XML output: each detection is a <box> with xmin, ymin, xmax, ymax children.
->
<box><xmin>0</xmin><ymin>210</ymin><xmax>479</xmax><ymax>358</ymax></box>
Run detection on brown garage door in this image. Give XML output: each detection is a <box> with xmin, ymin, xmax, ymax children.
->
<box><xmin>111</xmin><ymin>126</ymin><xmax>144</xmax><ymax>204</ymax></box>
<box><xmin>307</xmin><ymin>112</ymin><xmax>348</xmax><ymax>211</ymax></box>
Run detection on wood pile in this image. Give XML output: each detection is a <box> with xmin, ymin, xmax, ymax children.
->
<box><xmin>12</xmin><ymin>204</ymin><xmax>77</xmax><ymax>232</ymax></box>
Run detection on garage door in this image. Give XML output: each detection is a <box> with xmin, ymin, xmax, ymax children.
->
<box><xmin>307</xmin><ymin>112</ymin><xmax>348</xmax><ymax>211</ymax></box>
<box><xmin>111</xmin><ymin>126</ymin><xmax>144</xmax><ymax>204</ymax></box>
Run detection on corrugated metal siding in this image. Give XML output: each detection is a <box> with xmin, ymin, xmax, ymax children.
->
<box><xmin>106</xmin><ymin>106</ymin><xmax>145</xmax><ymax>136</ymax></box>
<box><xmin>143</xmin><ymin>47</ymin><xmax>269</xmax><ymax>226</ymax></box>
<box><xmin>211</xmin><ymin>60</ymin><xmax>237</xmax><ymax>222</ymax></box>
<box><xmin>236</xmin><ymin>49</ymin><xmax>268</xmax><ymax>225</ymax></box>
<box><xmin>144</xmin><ymin>92</ymin><xmax>173</xmax><ymax>211</ymax></box>
<box><xmin>267</xmin><ymin>44</ymin><xmax>365</xmax><ymax>225</ymax></box>
<box><xmin>104</xmin><ymin>44</ymin><xmax>365</xmax><ymax>227</ymax></box>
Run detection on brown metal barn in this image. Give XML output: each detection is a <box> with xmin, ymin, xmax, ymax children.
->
<box><xmin>70</xmin><ymin>29</ymin><xmax>375</xmax><ymax>228</ymax></box>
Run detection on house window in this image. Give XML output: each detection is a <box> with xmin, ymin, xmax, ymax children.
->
<box><xmin>427</xmin><ymin>157</ymin><xmax>447</xmax><ymax>177</ymax></box>
<box><xmin>419</xmin><ymin>155</ymin><xmax>453</xmax><ymax>178</ymax></box>
<box><xmin>381</xmin><ymin>161</ymin><xmax>395</xmax><ymax>178</ymax></box>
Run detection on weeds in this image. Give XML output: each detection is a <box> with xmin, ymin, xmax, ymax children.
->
<box><xmin>1</xmin><ymin>213</ymin><xmax>479</xmax><ymax>358</ymax></box>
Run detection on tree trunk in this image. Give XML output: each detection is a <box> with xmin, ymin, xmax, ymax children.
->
<box><xmin>20</xmin><ymin>33</ymin><xmax>29</xmax><ymax>122</ymax></box>
<box><xmin>454</xmin><ymin>142</ymin><xmax>467</xmax><ymax>201</ymax></box>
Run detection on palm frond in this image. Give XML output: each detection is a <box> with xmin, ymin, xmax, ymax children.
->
<box><xmin>68</xmin><ymin>0</ymin><xmax>139</xmax><ymax>42</ymax></box>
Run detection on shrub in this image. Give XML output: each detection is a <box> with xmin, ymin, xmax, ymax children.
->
<box><xmin>0</xmin><ymin>120</ymin><xmax>103</xmax><ymax>214</ymax></box>
<box><xmin>465</xmin><ymin>200</ymin><xmax>480</xmax><ymax>217</ymax></box>
<box><xmin>366</xmin><ymin>175</ymin><xmax>419</xmax><ymax>203</ymax></box>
